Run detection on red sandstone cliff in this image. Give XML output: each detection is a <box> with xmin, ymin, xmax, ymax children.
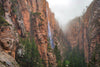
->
<box><xmin>64</xmin><ymin>0</ymin><xmax>100</xmax><ymax>66</ymax></box>
<box><xmin>0</xmin><ymin>0</ymin><xmax>57</xmax><ymax>67</ymax></box>
<box><xmin>0</xmin><ymin>0</ymin><xmax>99</xmax><ymax>67</ymax></box>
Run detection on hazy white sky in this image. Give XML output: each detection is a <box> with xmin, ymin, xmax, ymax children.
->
<box><xmin>46</xmin><ymin>0</ymin><xmax>93</xmax><ymax>28</ymax></box>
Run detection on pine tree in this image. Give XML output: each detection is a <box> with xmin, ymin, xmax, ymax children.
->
<box><xmin>17</xmin><ymin>37</ymin><xmax>43</xmax><ymax>67</ymax></box>
<box><xmin>54</xmin><ymin>45</ymin><xmax>62</xmax><ymax>67</ymax></box>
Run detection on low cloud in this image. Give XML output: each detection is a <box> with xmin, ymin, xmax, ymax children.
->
<box><xmin>46</xmin><ymin>0</ymin><xmax>93</xmax><ymax>29</ymax></box>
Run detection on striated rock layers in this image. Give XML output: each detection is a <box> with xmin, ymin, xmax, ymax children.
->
<box><xmin>64</xmin><ymin>0</ymin><xmax>100</xmax><ymax>66</ymax></box>
<box><xmin>0</xmin><ymin>0</ymin><xmax>57</xmax><ymax>67</ymax></box>
<box><xmin>0</xmin><ymin>50</ymin><xmax>19</xmax><ymax>67</ymax></box>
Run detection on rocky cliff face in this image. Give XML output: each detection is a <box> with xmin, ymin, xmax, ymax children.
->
<box><xmin>65</xmin><ymin>17</ymin><xmax>81</xmax><ymax>48</ymax></box>
<box><xmin>0</xmin><ymin>0</ymin><xmax>57</xmax><ymax>67</ymax></box>
<box><xmin>84</xmin><ymin>0</ymin><xmax>100</xmax><ymax>66</ymax></box>
<box><xmin>0</xmin><ymin>0</ymin><xmax>99</xmax><ymax>66</ymax></box>
<box><xmin>64</xmin><ymin>0</ymin><xmax>100</xmax><ymax>66</ymax></box>
<box><xmin>0</xmin><ymin>50</ymin><xmax>19</xmax><ymax>67</ymax></box>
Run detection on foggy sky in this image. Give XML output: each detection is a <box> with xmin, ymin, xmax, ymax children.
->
<box><xmin>46</xmin><ymin>0</ymin><xmax>93</xmax><ymax>29</ymax></box>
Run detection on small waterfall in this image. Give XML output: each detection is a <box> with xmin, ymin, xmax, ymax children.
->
<box><xmin>48</xmin><ymin>21</ymin><xmax>55</xmax><ymax>48</ymax></box>
<box><xmin>46</xmin><ymin>4</ymin><xmax>55</xmax><ymax>48</ymax></box>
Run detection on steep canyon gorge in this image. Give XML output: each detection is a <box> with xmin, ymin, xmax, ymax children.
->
<box><xmin>0</xmin><ymin>0</ymin><xmax>100</xmax><ymax>67</ymax></box>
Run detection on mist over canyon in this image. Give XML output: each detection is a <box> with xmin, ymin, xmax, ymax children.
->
<box><xmin>47</xmin><ymin>0</ymin><xmax>93</xmax><ymax>30</ymax></box>
<box><xmin>0</xmin><ymin>0</ymin><xmax>100</xmax><ymax>67</ymax></box>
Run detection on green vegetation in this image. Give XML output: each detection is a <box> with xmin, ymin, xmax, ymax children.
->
<box><xmin>47</xmin><ymin>42</ymin><xmax>52</xmax><ymax>52</ymax></box>
<box><xmin>62</xmin><ymin>60</ymin><xmax>70</xmax><ymax>67</ymax></box>
<box><xmin>32</xmin><ymin>12</ymin><xmax>41</xmax><ymax>16</ymax></box>
<box><xmin>54</xmin><ymin>45</ymin><xmax>61</xmax><ymax>62</ymax></box>
<box><xmin>64</xmin><ymin>45</ymin><xmax>87</xmax><ymax>67</ymax></box>
<box><xmin>54</xmin><ymin>45</ymin><xmax>62</xmax><ymax>67</ymax></box>
<box><xmin>88</xmin><ymin>53</ymin><xmax>96</xmax><ymax>67</ymax></box>
<box><xmin>0</xmin><ymin>16</ymin><xmax>11</xmax><ymax>26</ymax></box>
<box><xmin>17</xmin><ymin>37</ymin><xmax>44</xmax><ymax>67</ymax></box>
<box><xmin>0</xmin><ymin>3</ymin><xmax>11</xmax><ymax>27</ymax></box>
<box><xmin>88</xmin><ymin>43</ymin><xmax>100</xmax><ymax>67</ymax></box>
<box><xmin>12</xmin><ymin>8</ymin><xmax>17</xmax><ymax>13</ymax></box>
<box><xmin>54</xmin><ymin>44</ymin><xmax>87</xmax><ymax>67</ymax></box>
<box><xmin>39</xmin><ymin>17</ymin><xmax>44</xmax><ymax>21</ymax></box>
<box><xmin>11</xmin><ymin>0</ymin><xmax>17</xmax><ymax>13</ymax></box>
<box><xmin>38</xmin><ymin>23</ymin><xmax>43</xmax><ymax>27</ymax></box>
<box><xmin>0</xmin><ymin>4</ymin><xmax>4</xmax><ymax>16</ymax></box>
<box><xmin>53</xmin><ymin>42</ymin><xmax>70</xmax><ymax>67</ymax></box>
<box><xmin>57</xmin><ymin>60</ymin><xmax>62</xmax><ymax>67</ymax></box>
<box><xmin>32</xmin><ymin>12</ymin><xmax>44</xmax><ymax>24</ymax></box>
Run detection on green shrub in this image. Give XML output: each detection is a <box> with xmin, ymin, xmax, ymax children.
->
<box><xmin>57</xmin><ymin>60</ymin><xmax>62</xmax><ymax>67</ymax></box>
<box><xmin>62</xmin><ymin>60</ymin><xmax>70</xmax><ymax>67</ymax></box>
<box><xmin>11</xmin><ymin>5</ymin><xmax>17</xmax><ymax>13</ymax></box>
<box><xmin>39</xmin><ymin>17</ymin><xmax>44</xmax><ymax>21</ymax></box>
<box><xmin>32</xmin><ymin>12</ymin><xmax>41</xmax><ymax>16</ymax></box>
<box><xmin>12</xmin><ymin>8</ymin><xmax>17</xmax><ymax>13</ymax></box>
<box><xmin>11</xmin><ymin>0</ymin><xmax>17</xmax><ymax>14</ymax></box>
<box><xmin>38</xmin><ymin>23</ymin><xmax>43</xmax><ymax>27</ymax></box>
<box><xmin>0</xmin><ymin>16</ymin><xmax>11</xmax><ymax>26</ymax></box>
<box><xmin>47</xmin><ymin>43</ymin><xmax>52</xmax><ymax>52</ymax></box>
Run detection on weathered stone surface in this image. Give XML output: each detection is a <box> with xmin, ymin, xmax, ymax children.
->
<box><xmin>0</xmin><ymin>0</ymin><xmax>57</xmax><ymax>67</ymax></box>
<box><xmin>64</xmin><ymin>0</ymin><xmax>100</xmax><ymax>65</ymax></box>
<box><xmin>47</xmin><ymin>52</ymin><xmax>57</xmax><ymax>67</ymax></box>
<box><xmin>0</xmin><ymin>26</ymin><xmax>18</xmax><ymax>58</ymax></box>
<box><xmin>0</xmin><ymin>50</ymin><xmax>19</xmax><ymax>67</ymax></box>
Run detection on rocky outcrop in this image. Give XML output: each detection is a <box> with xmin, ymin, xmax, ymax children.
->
<box><xmin>0</xmin><ymin>50</ymin><xmax>19</xmax><ymax>67</ymax></box>
<box><xmin>0</xmin><ymin>26</ymin><xmax>19</xmax><ymax>58</ymax></box>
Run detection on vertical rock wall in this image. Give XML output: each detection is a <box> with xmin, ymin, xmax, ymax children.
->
<box><xmin>0</xmin><ymin>0</ymin><xmax>57</xmax><ymax>66</ymax></box>
<box><xmin>64</xmin><ymin>0</ymin><xmax>100</xmax><ymax>65</ymax></box>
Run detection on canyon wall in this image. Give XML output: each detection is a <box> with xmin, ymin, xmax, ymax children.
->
<box><xmin>84</xmin><ymin>0</ymin><xmax>100</xmax><ymax>66</ymax></box>
<box><xmin>0</xmin><ymin>0</ymin><xmax>57</xmax><ymax>67</ymax></box>
<box><xmin>64</xmin><ymin>0</ymin><xmax>100</xmax><ymax>66</ymax></box>
<box><xmin>0</xmin><ymin>0</ymin><xmax>99</xmax><ymax>66</ymax></box>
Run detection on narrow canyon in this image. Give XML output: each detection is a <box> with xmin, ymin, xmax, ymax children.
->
<box><xmin>0</xmin><ymin>0</ymin><xmax>100</xmax><ymax>67</ymax></box>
